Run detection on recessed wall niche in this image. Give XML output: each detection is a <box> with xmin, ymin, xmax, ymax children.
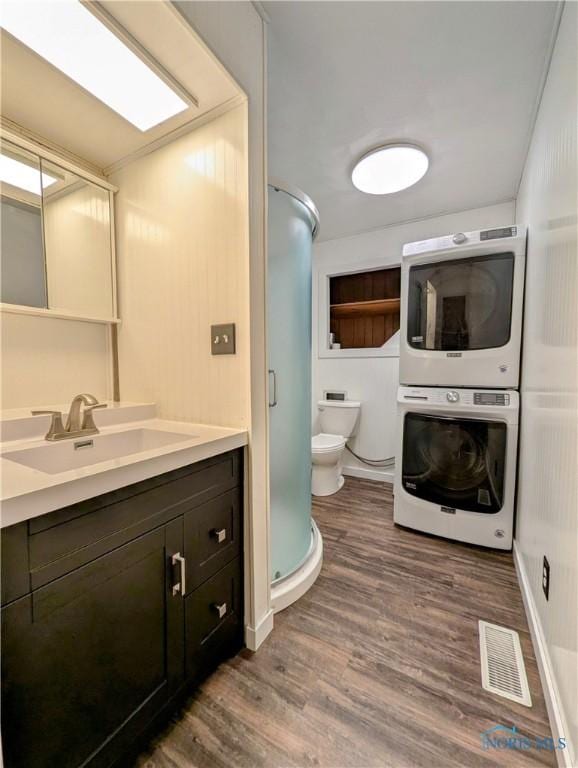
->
<box><xmin>329</xmin><ymin>266</ymin><xmax>401</xmax><ymax>349</ymax></box>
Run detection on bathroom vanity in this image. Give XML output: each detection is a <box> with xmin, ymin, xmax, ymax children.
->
<box><xmin>0</xmin><ymin>405</ymin><xmax>247</xmax><ymax>768</ymax></box>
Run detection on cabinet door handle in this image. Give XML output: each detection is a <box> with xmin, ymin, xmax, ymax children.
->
<box><xmin>213</xmin><ymin>602</ymin><xmax>227</xmax><ymax>619</ymax></box>
<box><xmin>212</xmin><ymin>528</ymin><xmax>227</xmax><ymax>544</ymax></box>
<box><xmin>171</xmin><ymin>552</ymin><xmax>186</xmax><ymax>596</ymax></box>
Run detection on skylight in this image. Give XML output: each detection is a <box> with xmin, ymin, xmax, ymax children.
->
<box><xmin>0</xmin><ymin>0</ymin><xmax>189</xmax><ymax>132</ymax></box>
<box><xmin>0</xmin><ymin>154</ymin><xmax>57</xmax><ymax>195</ymax></box>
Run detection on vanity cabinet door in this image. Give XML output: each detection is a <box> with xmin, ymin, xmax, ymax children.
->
<box><xmin>1</xmin><ymin>520</ymin><xmax>184</xmax><ymax>768</ymax></box>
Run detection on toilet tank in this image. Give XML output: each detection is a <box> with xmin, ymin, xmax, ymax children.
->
<box><xmin>318</xmin><ymin>400</ymin><xmax>361</xmax><ymax>438</ymax></box>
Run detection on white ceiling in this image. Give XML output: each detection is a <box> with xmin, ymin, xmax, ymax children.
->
<box><xmin>266</xmin><ymin>1</ymin><xmax>560</xmax><ymax>241</ymax></box>
<box><xmin>1</xmin><ymin>1</ymin><xmax>240</xmax><ymax>172</ymax></box>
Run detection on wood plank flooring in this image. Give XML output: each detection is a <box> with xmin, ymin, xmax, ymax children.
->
<box><xmin>135</xmin><ymin>477</ymin><xmax>555</xmax><ymax>768</ymax></box>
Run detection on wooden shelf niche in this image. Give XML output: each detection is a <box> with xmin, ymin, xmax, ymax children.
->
<box><xmin>329</xmin><ymin>267</ymin><xmax>401</xmax><ymax>349</ymax></box>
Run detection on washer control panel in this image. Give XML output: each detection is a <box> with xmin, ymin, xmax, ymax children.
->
<box><xmin>473</xmin><ymin>392</ymin><xmax>510</xmax><ymax>406</ymax></box>
<box><xmin>400</xmin><ymin>387</ymin><xmax>512</xmax><ymax>407</ymax></box>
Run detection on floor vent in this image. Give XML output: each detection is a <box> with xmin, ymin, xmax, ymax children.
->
<box><xmin>478</xmin><ymin>620</ymin><xmax>532</xmax><ymax>707</ymax></box>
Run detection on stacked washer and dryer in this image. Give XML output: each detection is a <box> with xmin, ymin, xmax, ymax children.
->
<box><xmin>393</xmin><ymin>226</ymin><xmax>526</xmax><ymax>549</ymax></box>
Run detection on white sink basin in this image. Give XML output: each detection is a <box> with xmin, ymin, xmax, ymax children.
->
<box><xmin>3</xmin><ymin>428</ymin><xmax>194</xmax><ymax>475</ymax></box>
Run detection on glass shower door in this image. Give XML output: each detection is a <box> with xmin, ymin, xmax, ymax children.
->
<box><xmin>268</xmin><ymin>185</ymin><xmax>315</xmax><ymax>581</ymax></box>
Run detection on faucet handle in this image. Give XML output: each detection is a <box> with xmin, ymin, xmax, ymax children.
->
<box><xmin>81</xmin><ymin>402</ymin><xmax>108</xmax><ymax>431</ymax></box>
<box><xmin>31</xmin><ymin>410</ymin><xmax>65</xmax><ymax>440</ymax></box>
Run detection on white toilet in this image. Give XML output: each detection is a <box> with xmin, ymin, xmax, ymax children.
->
<box><xmin>312</xmin><ymin>400</ymin><xmax>361</xmax><ymax>496</ymax></box>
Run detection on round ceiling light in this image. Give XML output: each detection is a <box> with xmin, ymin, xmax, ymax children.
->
<box><xmin>352</xmin><ymin>144</ymin><xmax>429</xmax><ymax>195</ymax></box>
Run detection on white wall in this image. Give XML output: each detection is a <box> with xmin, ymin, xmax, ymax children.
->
<box><xmin>113</xmin><ymin>104</ymin><xmax>249</xmax><ymax>428</ymax></box>
<box><xmin>514</xmin><ymin>3</ymin><xmax>577</xmax><ymax>763</ymax></box>
<box><xmin>313</xmin><ymin>201</ymin><xmax>515</xmax><ymax>482</ymax></box>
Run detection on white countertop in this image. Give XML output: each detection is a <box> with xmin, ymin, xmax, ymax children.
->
<box><xmin>0</xmin><ymin>403</ymin><xmax>247</xmax><ymax>529</ymax></box>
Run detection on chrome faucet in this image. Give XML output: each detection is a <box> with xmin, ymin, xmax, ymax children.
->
<box><xmin>32</xmin><ymin>393</ymin><xmax>108</xmax><ymax>441</ymax></box>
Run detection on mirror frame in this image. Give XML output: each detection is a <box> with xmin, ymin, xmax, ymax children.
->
<box><xmin>0</xmin><ymin>126</ymin><xmax>120</xmax><ymax>325</ymax></box>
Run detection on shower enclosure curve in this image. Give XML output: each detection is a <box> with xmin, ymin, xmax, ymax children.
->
<box><xmin>268</xmin><ymin>179</ymin><xmax>322</xmax><ymax>612</ymax></box>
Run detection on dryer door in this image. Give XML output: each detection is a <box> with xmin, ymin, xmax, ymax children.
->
<box><xmin>407</xmin><ymin>252</ymin><xmax>515</xmax><ymax>351</ymax></box>
<box><xmin>402</xmin><ymin>413</ymin><xmax>507</xmax><ymax>513</ymax></box>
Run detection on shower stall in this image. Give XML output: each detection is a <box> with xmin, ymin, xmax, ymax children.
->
<box><xmin>268</xmin><ymin>179</ymin><xmax>322</xmax><ymax>612</ymax></box>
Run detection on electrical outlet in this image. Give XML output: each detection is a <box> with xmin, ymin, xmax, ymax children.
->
<box><xmin>542</xmin><ymin>556</ymin><xmax>550</xmax><ymax>600</ymax></box>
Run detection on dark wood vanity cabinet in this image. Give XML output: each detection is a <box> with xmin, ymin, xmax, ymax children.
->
<box><xmin>1</xmin><ymin>449</ymin><xmax>244</xmax><ymax>768</ymax></box>
<box><xmin>2</xmin><ymin>523</ymin><xmax>184</xmax><ymax>768</ymax></box>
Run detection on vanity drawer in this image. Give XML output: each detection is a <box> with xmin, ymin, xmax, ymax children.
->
<box><xmin>184</xmin><ymin>488</ymin><xmax>242</xmax><ymax>592</ymax></box>
<box><xmin>184</xmin><ymin>557</ymin><xmax>243</xmax><ymax>682</ymax></box>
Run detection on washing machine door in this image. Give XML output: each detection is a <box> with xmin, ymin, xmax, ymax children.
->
<box><xmin>407</xmin><ymin>252</ymin><xmax>515</xmax><ymax>351</ymax></box>
<box><xmin>402</xmin><ymin>413</ymin><xmax>507</xmax><ymax>513</ymax></box>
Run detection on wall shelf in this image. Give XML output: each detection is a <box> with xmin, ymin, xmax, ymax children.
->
<box><xmin>329</xmin><ymin>298</ymin><xmax>400</xmax><ymax>319</ymax></box>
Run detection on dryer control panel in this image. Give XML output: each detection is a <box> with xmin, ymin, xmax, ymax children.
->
<box><xmin>402</xmin><ymin>225</ymin><xmax>525</xmax><ymax>258</ymax></box>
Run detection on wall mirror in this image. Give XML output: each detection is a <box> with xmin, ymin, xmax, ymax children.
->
<box><xmin>41</xmin><ymin>158</ymin><xmax>114</xmax><ymax>319</ymax></box>
<box><xmin>0</xmin><ymin>138</ymin><xmax>116</xmax><ymax>320</ymax></box>
<box><xmin>1</xmin><ymin>141</ymin><xmax>46</xmax><ymax>308</ymax></box>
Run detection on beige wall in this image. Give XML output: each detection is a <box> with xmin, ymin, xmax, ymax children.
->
<box><xmin>0</xmin><ymin>147</ymin><xmax>115</xmax><ymax>412</ymax></box>
<box><xmin>112</xmin><ymin>103</ymin><xmax>250</xmax><ymax>428</ymax></box>
<box><xmin>1</xmin><ymin>313</ymin><xmax>111</xmax><ymax>409</ymax></box>
<box><xmin>515</xmin><ymin>3</ymin><xmax>577</xmax><ymax>763</ymax></box>
<box><xmin>171</xmin><ymin>1</ymin><xmax>271</xmax><ymax>649</ymax></box>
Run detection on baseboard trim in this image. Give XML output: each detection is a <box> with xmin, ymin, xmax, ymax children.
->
<box><xmin>244</xmin><ymin>608</ymin><xmax>274</xmax><ymax>652</ymax></box>
<box><xmin>343</xmin><ymin>465</ymin><xmax>394</xmax><ymax>484</ymax></box>
<box><xmin>513</xmin><ymin>541</ymin><xmax>574</xmax><ymax>767</ymax></box>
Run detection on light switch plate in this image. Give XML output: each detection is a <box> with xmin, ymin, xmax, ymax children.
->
<box><xmin>211</xmin><ymin>323</ymin><xmax>236</xmax><ymax>355</ymax></box>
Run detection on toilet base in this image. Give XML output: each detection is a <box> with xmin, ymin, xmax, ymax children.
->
<box><xmin>312</xmin><ymin>464</ymin><xmax>345</xmax><ymax>496</ymax></box>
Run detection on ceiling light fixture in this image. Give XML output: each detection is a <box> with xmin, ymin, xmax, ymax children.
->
<box><xmin>352</xmin><ymin>144</ymin><xmax>429</xmax><ymax>195</ymax></box>
<box><xmin>0</xmin><ymin>0</ymin><xmax>188</xmax><ymax>132</ymax></box>
<box><xmin>0</xmin><ymin>155</ymin><xmax>57</xmax><ymax>195</ymax></box>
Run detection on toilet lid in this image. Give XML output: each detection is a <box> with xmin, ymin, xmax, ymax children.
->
<box><xmin>312</xmin><ymin>433</ymin><xmax>346</xmax><ymax>451</ymax></box>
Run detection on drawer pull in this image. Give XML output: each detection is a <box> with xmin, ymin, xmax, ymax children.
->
<box><xmin>171</xmin><ymin>552</ymin><xmax>186</xmax><ymax>596</ymax></box>
<box><xmin>212</xmin><ymin>528</ymin><xmax>227</xmax><ymax>544</ymax></box>
<box><xmin>213</xmin><ymin>602</ymin><xmax>227</xmax><ymax>619</ymax></box>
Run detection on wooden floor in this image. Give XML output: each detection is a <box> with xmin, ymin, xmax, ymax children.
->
<box><xmin>136</xmin><ymin>477</ymin><xmax>555</xmax><ymax>768</ymax></box>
